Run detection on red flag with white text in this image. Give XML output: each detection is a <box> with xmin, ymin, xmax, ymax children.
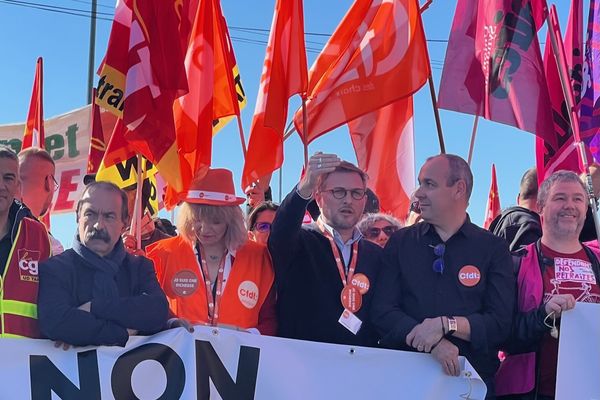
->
<box><xmin>348</xmin><ymin>97</ymin><xmax>415</xmax><ymax>221</ymax></box>
<box><xmin>293</xmin><ymin>0</ymin><xmax>428</xmax><ymax>143</ymax></box>
<box><xmin>241</xmin><ymin>0</ymin><xmax>308</xmax><ymax>190</ymax></box>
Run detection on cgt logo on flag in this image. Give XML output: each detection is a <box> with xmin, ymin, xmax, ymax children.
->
<box><xmin>17</xmin><ymin>249</ymin><xmax>40</xmax><ymax>282</ymax></box>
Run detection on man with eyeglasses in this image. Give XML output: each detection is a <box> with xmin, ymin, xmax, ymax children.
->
<box><xmin>268</xmin><ymin>152</ymin><xmax>382</xmax><ymax>346</ymax></box>
<box><xmin>18</xmin><ymin>147</ymin><xmax>64</xmax><ymax>254</ymax></box>
<box><xmin>371</xmin><ymin>154</ymin><xmax>514</xmax><ymax>399</ymax></box>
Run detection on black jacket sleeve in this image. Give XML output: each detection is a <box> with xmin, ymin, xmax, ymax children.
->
<box><xmin>268</xmin><ymin>188</ymin><xmax>311</xmax><ymax>281</ymax></box>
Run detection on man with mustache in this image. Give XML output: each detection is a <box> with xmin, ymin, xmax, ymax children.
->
<box><xmin>495</xmin><ymin>170</ymin><xmax>600</xmax><ymax>399</ymax></box>
<box><xmin>0</xmin><ymin>146</ymin><xmax>50</xmax><ymax>338</ymax></box>
<box><xmin>37</xmin><ymin>181</ymin><xmax>168</xmax><ymax>347</ymax></box>
<box><xmin>371</xmin><ymin>154</ymin><xmax>515</xmax><ymax>399</ymax></box>
<box><xmin>268</xmin><ymin>153</ymin><xmax>381</xmax><ymax>346</ymax></box>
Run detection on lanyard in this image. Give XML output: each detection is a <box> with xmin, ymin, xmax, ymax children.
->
<box><xmin>317</xmin><ymin>220</ymin><xmax>359</xmax><ymax>286</ymax></box>
<box><xmin>197</xmin><ymin>245</ymin><xmax>228</xmax><ymax>326</ymax></box>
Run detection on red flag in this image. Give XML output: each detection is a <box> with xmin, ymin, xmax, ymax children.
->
<box><xmin>23</xmin><ymin>57</ymin><xmax>45</xmax><ymax>149</ymax></box>
<box><xmin>348</xmin><ymin>97</ymin><xmax>415</xmax><ymax>221</ymax></box>
<box><xmin>565</xmin><ymin>0</ymin><xmax>583</xmax><ymax>105</ymax></box>
<box><xmin>293</xmin><ymin>0</ymin><xmax>429</xmax><ymax>143</ymax></box>
<box><xmin>438</xmin><ymin>0</ymin><xmax>555</xmax><ymax>146</ymax></box>
<box><xmin>87</xmin><ymin>90</ymin><xmax>107</xmax><ymax>174</ymax></box>
<box><xmin>121</xmin><ymin>0</ymin><xmax>188</xmax><ymax>191</ymax></box>
<box><xmin>484</xmin><ymin>164</ymin><xmax>501</xmax><ymax>229</ymax></box>
<box><xmin>241</xmin><ymin>0</ymin><xmax>308</xmax><ymax>190</ymax></box>
<box><xmin>535</xmin><ymin>2</ymin><xmax>586</xmax><ymax>181</ymax></box>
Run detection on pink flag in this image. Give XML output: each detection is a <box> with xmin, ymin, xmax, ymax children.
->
<box><xmin>438</xmin><ymin>0</ymin><xmax>555</xmax><ymax>147</ymax></box>
<box><xmin>535</xmin><ymin>0</ymin><xmax>585</xmax><ymax>180</ymax></box>
<box><xmin>348</xmin><ymin>97</ymin><xmax>415</xmax><ymax>221</ymax></box>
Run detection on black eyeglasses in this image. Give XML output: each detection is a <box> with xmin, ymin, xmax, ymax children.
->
<box><xmin>365</xmin><ymin>226</ymin><xmax>398</xmax><ymax>238</ymax></box>
<box><xmin>47</xmin><ymin>174</ymin><xmax>59</xmax><ymax>192</ymax></box>
<box><xmin>431</xmin><ymin>243</ymin><xmax>445</xmax><ymax>274</ymax></box>
<box><xmin>253</xmin><ymin>222</ymin><xmax>271</xmax><ymax>233</ymax></box>
<box><xmin>322</xmin><ymin>188</ymin><xmax>367</xmax><ymax>200</ymax></box>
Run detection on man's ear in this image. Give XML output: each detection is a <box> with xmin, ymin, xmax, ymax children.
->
<box><xmin>454</xmin><ymin>179</ymin><xmax>467</xmax><ymax>199</ymax></box>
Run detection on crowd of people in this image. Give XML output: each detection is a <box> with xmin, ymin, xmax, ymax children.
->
<box><xmin>0</xmin><ymin>144</ymin><xmax>598</xmax><ymax>400</ymax></box>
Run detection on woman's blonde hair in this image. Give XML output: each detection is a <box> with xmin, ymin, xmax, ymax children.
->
<box><xmin>177</xmin><ymin>202</ymin><xmax>247</xmax><ymax>251</ymax></box>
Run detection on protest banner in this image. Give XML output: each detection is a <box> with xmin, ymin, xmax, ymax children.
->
<box><xmin>1</xmin><ymin>325</ymin><xmax>486</xmax><ymax>399</ymax></box>
<box><xmin>556</xmin><ymin>302</ymin><xmax>600</xmax><ymax>400</ymax></box>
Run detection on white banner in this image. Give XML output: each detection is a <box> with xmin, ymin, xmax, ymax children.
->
<box><xmin>0</xmin><ymin>326</ymin><xmax>487</xmax><ymax>399</ymax></box>
<box><xmin>556</xmin><ymin>302</ymin><xmax>600</xmax><ymax>400</ymax></box>
<box><xmin>0</xmin><ymin>106</ymin><xmax>94</xmax><ymax>214</ymax></box>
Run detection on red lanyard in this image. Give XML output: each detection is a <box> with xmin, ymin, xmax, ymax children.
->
<box><xmin>197</xmin><ymin>245</ymin><xmax>228</xmax><ymax>326</ymax></box>
<box><xmin>317</xmin><ymin>220</ymin><xmax>359</xmax><ymax>286</ymax></box>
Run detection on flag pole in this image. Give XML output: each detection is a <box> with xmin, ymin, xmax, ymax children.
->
<box><xmin>278</xmin><ymin>167</ymin><xmax>283</xmax><ymax>203</ymax></box>
<box><xmin>467</xmin><ymin>113</ymin><xmax>480</xmax><ymax>165</ymax></box>
<box><xmin>546</xmin><ymin>5</ymin><xmax>600</xmax><ymax>239</ymax></box>
<box><xmin>86</xmin><ymin>0</ymin><xmax>97</xmax><ymax>104</ymax></box>
<box><xmin>427</xmin><ymin>74</ymin><xmax>446</xmax><ymax>153</ymax></box>
<box><xmin>302</xmin><ymin>96</ymin><xmax>309</xmax><ymax>167</ymax></box>
<box><xmin>130</xmin><ymin>153</ymin><xmax>143</xmax><ymax>251</ymax></box>
<box><xmin>236</xmin><ymin>115</ymin><xmax>247</xmax><ymax>158</ymax></box>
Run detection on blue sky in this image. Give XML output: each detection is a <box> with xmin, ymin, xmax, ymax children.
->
<box><xmin>0</xmin><ymin>0</ymin><xmax>579</xmax><ymax>247</ymax></box>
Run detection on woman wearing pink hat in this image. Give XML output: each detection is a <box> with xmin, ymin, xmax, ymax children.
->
<box><xmin>146</xmin><ymin>169</ymin><xmax>277</xmax><ymax>335</ymax></box>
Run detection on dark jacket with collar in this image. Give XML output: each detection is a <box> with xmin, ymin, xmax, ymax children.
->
<box><xmin>489</xmin><ymin>206</ymin><xmax>542</xmax><ymax>252</ymax></box>
<box><xmin>38</xmin><ymin>239</ymin><xmax>168</xmax><ymax>347</ymax></box>
<box><xmin>268</xmin><ymin>189</ymin><xmax>382</xmax><ymax>347</ymax></box>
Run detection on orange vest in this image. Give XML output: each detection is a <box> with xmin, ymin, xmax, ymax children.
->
<box><xmin>147</xmin><ymin>236</ymin><xmax>274</xmax><ymax>329</ymax></box>
<box><xmin>2</xmin><ymin>217</ymin><xmax>51</xmax><ymax>338</ymax></box>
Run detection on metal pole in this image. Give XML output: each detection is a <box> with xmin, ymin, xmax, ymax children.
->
<box><xmin>86</xmin><ymin>0</ymin><xmax>98</xmax><ymax>104</ymax></box>
<box><xmin>467</xmin><ymin>114</ymin><xmax>479</xmax><ymax>165</ymax></box>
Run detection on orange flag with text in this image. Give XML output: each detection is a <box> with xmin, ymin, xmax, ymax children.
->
<box><xmin>241</xmin><ymin>0</ymin><xmax>307</xmax><ymax>190</ymax></box>
<box><xmin>293</xmin><ymin>0</ymin><xmax>429</xmax><ymax>143</ymax></box>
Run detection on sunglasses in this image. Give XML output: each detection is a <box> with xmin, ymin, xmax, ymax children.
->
<box><xmin>322</xmin><ymin>188</ymin><xmax>367</xmax><ymax>200</ymax></box>
<box><xmin>365</xmin><ymin>225</ymin><xmax>398</xmax><ymax>239</ymax></box>
<box><xmin>253</xmin><ymin>222</ymin><xmax>272</xmax><ymax>233</ymax></box>
<box><xmin>431</xmin><ymin>243</ymin><xmax>445</xmax><ymax>274</ymax></box>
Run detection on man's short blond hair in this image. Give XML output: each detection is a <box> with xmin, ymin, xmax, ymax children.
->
<box><xmin>18</xmin><ymin>147</ymin><xmax>55</xmax><ymax>167</ymax></box>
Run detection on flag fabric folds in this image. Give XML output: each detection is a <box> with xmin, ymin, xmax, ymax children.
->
<box><xmin>23</xmin><ymin>57</ymin><xmax>45</xmax><ymax>149</ymax></box>
<box><xmin>87</xmin><ymin>90</ymin><xmax>108</xmax><ymax>175</ymax></box>
<box><xmin>536</xmin><ymin>0</ymin><xmax>584</xmax><ymax>181</ymax></box>
<box><xmin>483</xmin><ymin>164</ymin><xmax>501</xmax><ymax>229</ymax></box>
<box><xmin>169</xmin><ymin>0</ymin><xmax>245</xmax><ymax>206</ymax></box>
<box><xmin>438</xmin><ymin>0</ymin><xmax>555</xmax><ymax>146</ymax></box>
<box><xmin>293</xmin><ymin>0</ymin><xmax>429</xmax><ymax>143</ymax></box>
<box><xmin>241</xmin><ymin>0</ymin><xmax>308</xmax><ymax>190</ymax></box>
<box><xmin>121</xmin><ymin>0</ymin><xmax>188</xmax><ymax>191</ymax></box>
<box><xmin>580</xmin><ymin>0</ymin><xmax>600</xmax><ymax>160</ymax></box>
<box><xmin>348</xmin><ymin>97</ymin><xmax>415</xmax><ymax>221</ymax></box>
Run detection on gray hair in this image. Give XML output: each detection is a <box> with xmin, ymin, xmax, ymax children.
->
<box><xmin>0</xmin><ymin>146</ymin><xmax>18</xmax><ymax>163</ymax></box>
<box><xmin>426</xmin><ymin>154</ymin><xmax>473</xmax><ymax>200</ymax></box>
<box><xmin>18</xmin><ymin>147</ymin><xmax>55</xmax><ymax>167</ymax></box>
<box><xmin>537</xmin><ymin>170</ymin><xmax>588</xmax><ymax>211</ymax></box>
<box><xmin>357</xmin><ymin>213</ymin><xmax>403</xmax><ymax>233</ymax></box>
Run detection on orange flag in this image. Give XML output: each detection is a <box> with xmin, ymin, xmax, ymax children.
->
<box><xmin>293</xmin><ymin>0</ymin><xmax>429</xmax><ymax>143</ymax></box>
<box><xmin>241</xmin><ymin>0</ymin><xmax>308</xmax><ymax>190</ymax></box>
<box><xmin>23</xmin><ymin>57</ymin><xmax>45</xmax><ymax>149</ymax></box>
<box><xmin>169</xmin><ymin>0</ymin><xmax>244</xmax><ymax>206</ymax></box>
<box><xmin>348</xmin><ymin>97</ymin><xmax>415</xmax><ymax>221</ymax></box>
<box><xmin>484</xmin><ymin>164</ymin><xmax>501</xmax><ymax>229</ymax></box>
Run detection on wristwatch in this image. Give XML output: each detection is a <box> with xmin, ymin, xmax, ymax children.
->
<box><xmin>446</xmin><ymin>317</ymin><xmax>457</xmax><ymax>337</ymax></box>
